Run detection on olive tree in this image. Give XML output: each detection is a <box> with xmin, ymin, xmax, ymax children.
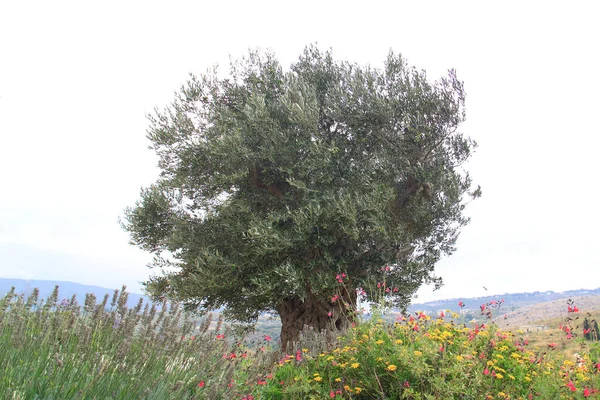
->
<box><xmin>123</xmin><ymin>46</ymin><xmax>480</xmax><ymax>351</ymax></box>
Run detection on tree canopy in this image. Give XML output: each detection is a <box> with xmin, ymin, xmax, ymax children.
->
<box><xmin>123</xmin><ymin>46</ymin><xmax>479</xmax><ymax>349</ymax></box>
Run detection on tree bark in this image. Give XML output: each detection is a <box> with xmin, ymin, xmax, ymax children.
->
<box><xmin>276</xmin><ymin>286</ymin><xmax>357</xmax><ymax>354</ymax></box>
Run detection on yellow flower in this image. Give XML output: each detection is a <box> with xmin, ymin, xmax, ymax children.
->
<box><xmin>355</xmin><ymin>387</ymin><xmax>362</xmax><ymax>394</ymax></box>
<box><xmin>376</xmin><ymin>357</ymin><xmax>383</xmax><ymax>362</ymax></box>
<box><xmin>302</xmin><ymin>348</ymin><xmax>309</xmax><ymax>353</ymax></box>
<box><xmin>351</xmin><ymin>363</ymin><xmax>360</xmax><ymax>369</ymax></box>
<box><xmin>495</xmin><ymin>373</ymin><xmax>503</xmax><ymax>379</ymax></box>
<box><xmin>344</xmin><ymin>385</ymin><xmax>351</xmax><ymax>391</ymax></box>
<box><xmin>314</xmin><ymin>376</ymin><xmax>323</xmax><ymax>382</ymax></box>
<box><xmin>414</xmin><ymin>351</ymin><xmax>422</xmax><ymax>357</ymax></box>
<box><xmin>387</xmin><ymin>364</ymin><xmax>397</xmax><ymax>371</ymax></box>
<box><xmin>362</xmin><ymin>334</ymin><xmax>369</xmax><ymax>340</ymax></box>
<box><xmin>498</xmin><ymin>392</ymin><xmax>507</xmax><ymax>398</ymax></box>
<box><xmin>395</xmin><ymin>339</ymin><xmax>403</xmax><ymax>345</ymax></box>
<box><xmin>456</xmin><ymin>355</ymin><xmax>464</xmax><ymax>362</ymax></box>
<box><xmin>376</xmin><ymin>339</ymin><xmax>384</xmax><ymax>345</ymax></box>
<box><xmin>335</xmin><ymin>377</ymin><xmax>341</xmax><ymax>382</ymax></box>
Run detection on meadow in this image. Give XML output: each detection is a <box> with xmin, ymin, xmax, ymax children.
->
<box><xmin>2</xmin><ymin>284</ymin><xmax>600</xmax><ymax>399</ymax></box>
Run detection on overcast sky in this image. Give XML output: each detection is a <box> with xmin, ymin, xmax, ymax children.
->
<box><xmin>1</xmin><ymin>1</ymin><xmax>599</xmax><ymax>303</ymax></box>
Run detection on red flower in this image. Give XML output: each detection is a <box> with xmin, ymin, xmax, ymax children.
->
<box><xmin>584</xmin><ymin>328</ymin><xmax>591</xmax><ymax>335</ymax></box>
<box><xmin>403</xmin><ymin>381</ymin><xmax>410</xmax><ymax>388</ymax></box>
<box><xmin>330</xmin><ymin>391</ymin><xmax>336</xmax><ymax>398</ymax></box>
<box><xmin>264</xmin><ymin>335</ymin><xmax>272</xmax><ymax>341</ymax></box>
<box><xmin>483</xmin><ymin>367</ymin><xmax>490</xmax><ymax>375</ymax></box>
<box><xmin>567</xmin><ymin>381</ymin><xmax>577</xmax><ymax>392</ymax></box>
<box><xmin>257</xmin><ymin>379</ymin><xmax>267</xmax><ymax>385</ymax></box>
<box><xmin>198</xmin><ymin>381</ymin><xmax>205</xmax><ymax>388</ymax></box>
<box><xmin>584</xmin><ymin>387</ymin><xmax>591</xmax><ymax>397</ymax></box>
<box><xmin>216</xmin><ymin>334</ymin><xmax>225</xmax><ymax>339</ymax></box>
<box><xmin>295</xmin><ymin>350</ymin><xmax>302</xmax><ymax>362</ymax></box>
<box><xmin>458</xmin><ymin>301</ymin><xmax>465</xmax><ymax>308</ymax></box>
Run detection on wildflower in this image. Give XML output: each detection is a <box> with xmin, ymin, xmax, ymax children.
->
<box><xmin>257</xmin><ymin>379</ymin><xmax>267</xmax><ymax>385</ymax></box>
<box><xmin>395</xmin><ymin>339</ymin><xmax>403</xmax><ymax>345</ymax></box>
<box><xmin>413</xmin><ymin>351</ymin><xmax>422</xmax><ymax>357</ymax></box>
<box><xmin>403</xmin><ymin>381</ymin><xmax>410</xmax><ymax>388</ymax></box>
<box><xmin>495</xmin><ymin>373</ymin><xmax>503</xmax><ymax>379</ymax></box>
<box><xmin>483</xmin><ymin>367</ymin><xmax>490</xmax><ymax>375</ymax></box>
<box><xmin>198</xmin><ymin>381</ymin><xmax>205</xmax><ymax>387</ymax></box>
<box><xmin>216</xmin><ymin>334</ymin><xmax>225</xmax><ymax>339</ymax></box>
<box><xmin>567</xmin><ymin>381</ymin><xmax>577</xmax><ymax>392</ymax></box>
<box><xmin>351</xmin><ymin>362</ymin><xmax>360</xmax><ymax>368</ymax></box>
<box><xmin>328</xmin><ymin>311</ymin><xmax>333</xmax><ymax>317</ymax></box>
<box><xmin>264</xmin><ymin>335</ymin><xmax>272</xmax><ymax>341</ymax></box>
<box><xmin>458</xmin><ymin>301</ymin><xmax>465</xmax><ymax>308</ymax></box>
<box><xmin>330</xmin><ymin>392</ymin><xmax>336</xmax><ymax>398</ymax></box>
<box><xmin>387</xmin><ymin>364</ymin><xmax>397</xmax><ymax>371</ymax></box>
<box><xmin>354</xmin><ymin>387</ymin><xmax>362</xmax><ymax>394</ymax></box>
<box><xmin>331</xmin><ymin>294</ymin><xmax>340</xmax><ymax>303</ymax></box>
<box><xmin>296</xmin><ymin>350</ymin><xmax>302</xmax><ymax>362</ymax></box>
<box><xmin>314</xmin><ymin>376</ymin><xmax>323</xmax><ymax>382</ymax></box>
<box><xmin>376</xmin><ymin>339</ymin><xmax>384</xmax><ymax>345</ymax></box>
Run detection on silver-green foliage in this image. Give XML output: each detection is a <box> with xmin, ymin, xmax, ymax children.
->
<box><xmin>123</xmin><ymin>45</ymin><xmax>479</xmax><ymax>323</ymax></box>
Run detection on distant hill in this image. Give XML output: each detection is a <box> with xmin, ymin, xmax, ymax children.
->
<box><xmin>3</xmin><ymin>278</ymin><xmax>598</xmax><ymax>332</ymax></box>
<box><xmin>408</xmin><ymin>288</ymin><xmax>600</xmax><ymax>315</ymax></box>
<box><xmin>0</xmin><ymin>279</ymin><xmax>150</xmax><ymax>309</ymax></box>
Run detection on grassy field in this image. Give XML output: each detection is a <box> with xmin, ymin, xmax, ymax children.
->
<box><xmin>2</xmin><ymin>286</ymin><xmax>600</xmax><ymax>399</ymax></box>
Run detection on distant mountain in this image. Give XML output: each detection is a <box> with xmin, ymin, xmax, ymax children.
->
<box><xmin>3</xmin><ymin>278</ymin><xmax>598</xmax><ymax>326</ymax></box>
<box><xmin>0</xmin><ymin>278</ymin><xmax>150</xmax><ymax>309</ymax></box>
<box><xmin>409</xmin><ymin>288</ymin><xmax>600</xmax><ymax>314</ymax></box>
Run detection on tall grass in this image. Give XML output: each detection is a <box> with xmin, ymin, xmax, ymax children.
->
<box><xmin>0</xmin><ymin>286</ymin><xmax>274</xmax><ymax>399</ymax></box>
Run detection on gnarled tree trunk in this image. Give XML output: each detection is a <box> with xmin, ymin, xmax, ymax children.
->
<box><xmin>276</xmin><ymin>287</ymin><xmax>357</xmax><ymax>354</ymax></box>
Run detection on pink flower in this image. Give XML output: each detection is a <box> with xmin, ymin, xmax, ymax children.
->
<box><xmin>567</xmin><ymin>381</ymin><xmax>577</xmax><ymax>392</ymax></box>
<box><xmin>264</xmin><ymin>335</ymin><xmax>272</xmax><ymax>341</ymax></box>
<box><xmin>331</xmin><ymin>294</ymin><xmax>339</xmax><ymax>303</ymax></box>
<box><xmin>257</xmin><ymin>379</ymin><xmax>267</xmax><ymax>385</ymax></box>
<box><xmin>483</xmin><ymin>367</ymin><xmax>490</xmax><ymax>375</ymax></box>
<box><xmin>295</xmin><ymin>350</ymin><xmax>302</xmax><ymax>362</ymax></box>
<box><xmin>403</xmin><ymin>381</ymin><xmax>410</xmax><ymax>388</ymax></box>
<box><xmin>198</xmin><ymin>381</ymin><xmax>205</xmax><ymax>387</ymax></box>
<box><xmin>458</xmin><ymin>301</ymin><xmax>465</xmax><ymax>308</ymax></box>
<box><xmin>330</xmin><ymin>391</ymin><xmax>336</xmax><ymax>398</ymax></box>
<box><xmin>328</xmin><ymin>311</ymin><xmax>333</xmax><ymax>317</ymax></box>
<box><xmin>216</xmin><ymin>334</ymin><xmax>225</xmax><ymax>339</ymax></box>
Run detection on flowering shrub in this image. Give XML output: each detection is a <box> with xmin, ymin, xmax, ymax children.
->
<box><xmin>252</xmin><ymin>294</ymin><xmax>600</xmax><ymax>399</ymax></box>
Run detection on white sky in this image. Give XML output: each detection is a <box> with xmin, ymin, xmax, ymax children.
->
<box><xmin>1</xmin><ymin>1</ymin><xmax>599</xmax><ymax>303</ymax></box>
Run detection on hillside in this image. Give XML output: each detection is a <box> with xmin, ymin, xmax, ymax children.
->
<box><xmin>493</xmin><ymin>295</ymin><xmax>600</xmax><ymax>330</ymax></box>
<box><xmin>409</xmin><ymin>287</ymin><xmax>600</xmax><ymax>315</ymax></box>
